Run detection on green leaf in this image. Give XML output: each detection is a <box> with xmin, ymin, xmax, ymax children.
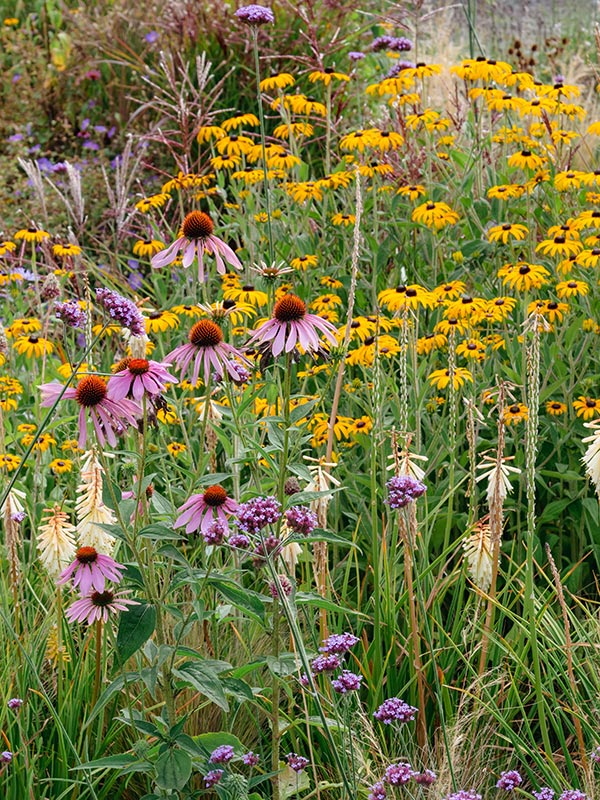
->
<box><xmin>209</xmin><ymin>578</ymin><xmax>269</xmax><ymax>623</ymax></box>
<box><xmin>279</xmin><ymin>763</ymin><xmax>310</xmax><ymax>799</ymax></box>
<box><xmin>155</xmin><ymin>748</ymin><xmax>192</xmax><ymax>790</ymax></box>
<box><xmin>172</xmin><ymin>661</ymin><xmax>230</xmax><ymax>711</ymax></box>
<box><xmin>194</xmin><ymin>732</ymin><xmax>245</xmax><ymax>756</ymax></box>
<box><xmin>72</xmin><ymin>754</ymin><xmax>150</xmax><ymax>771</ymax></box>
<box><xmin>116</xmin><ymin>603</ymin><xmax>156</xmax><ymax>663</ymax></box>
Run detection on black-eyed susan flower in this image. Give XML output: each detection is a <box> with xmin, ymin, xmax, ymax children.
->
<box><xmin>216</xmin><ymin>134</ymin><xmax>254</xmax><ymax>157</ymax></box>
<box><xmin>488</xmin><ymin>223</ymin><xmax>528</xmax><ymax>244</ymax></box>
<box><xmin>406</xmin><ymin>109</ymin><xmax>440</xmax><ymax>130</ymax></box>
<box><xmin>507</xmin><ymin>150</ymin><xmax>545</xmax><ymax>170</ymax></box>
<box><xmin>332</xmin><ymin>213</ymin><xmax>355</xmax><ymax>227</ymax></box>
<box><xmin>6</xmin><ymin>317</ymin><xmax>42</xmax><ymax>338</ymax></box>
<box><xmin>157</xmin><ymin>403</ymin><xmax>180</xmax><ymax>424</ymax></box>
<box><xmin>536</xmin><ymin>236</ymin><xmax>582</xmax><ymax>257</ymax></box>
<box><xmin>554</xmin><ymin>170</ymin><xmax>585</xmax><ymax>191</ymax></box>
<box><xmin>171</xmin><ymin>304</ymin><xmax>203</xmax><ymax>319</ymax></box>
<box><xmin>346</xmin><ymin>334</ymin><xmax>401</xmax><ymax>366</ymax></box>
<box><xmin>396</xmin><ymin>184</ymin><xmax>426</xmax><ymax>201</ymax></box>
<box><xmin>0</xmin><ymin>241</ymin><xmax>17</xmax><ymax>256</ymax></box>
<box><xmin>13</xmin><ymin>335</ymin><xmax>54</xmax><ymax>358</ymax></box>
<box><xmin>14</xmin><ymin>226</ymin><xmax>50</xmax><ymax>243</ymax></box>
<box><xmin>348</xmin><ymin>416</ymin><xmax>373</xmax><ymax>436</ymax></box>
<box><xmin>61</xmin><ymin>439</ymin><xmax>83</xmax><ymax>453</ymax></box>
<box><xmin>266</xmin><ymin>147</ymin><xmax>301</xmax><ymax>170</ymax></box>
<box><xmin>368</xmin><ymin>129</ymin><xmax>404</xmax><ymax>152</ymax></box>
<box><xmin>221</xmin><ymin>113</ymin><xmax>259</xmax><ymax>131</ymax></box>
<box><xmin>456</xmin><ymin>339</ymin><xmax>486</xmax><ymax>361</ymax></box>
<box><xmin>166</xmin><ymin>442</ymin><xmax>187</xmax><ymax>458</ymax></box>
<box><xmin>224</xmin><ymin>284</ymin><xmax>268</xmax><ymax>307</ymax></box>
<box><xmin>573</xmin><ymin>209</ymin><xmax>600</xmax><ymax>230</ymax></box>
<box><xmin>411</xmin><ymin>201</ymin><xmax>459</xmax><ymax>229</ymax></box>
<box><xmin>432</xmin><ymin>280</ymin><xmax>467</xmax><ymax>301</ymax></box>
<box><xmin>503</xmin><ymin>402</ymin><xmax>528</xmax><ymax>425</ymax></box>
<box><xmin>527</xmin><ymin>299</ymin><xmax>569</xmax><ymax>323</ymax></box>
<box><xmin>339</xmin><ymin>130</ymin><xmax>375</xmax><ymax>153</ymax></box>
<box><xmin>17</xmin><ymin>423</ymin><xmax>36</xmax><ymax>434</ymax></box>
<box><xmin>546</xmin><ymin>401</ymin><xmax>567</xmax><ymax>416</ymax></box>
<box><xmin>576</xmin><ymin>248</ymin><xmax>600</xmax><ymax>268</ymax></box>
<box><xmin>273</xmin><ymin>122</ymin><xmax>314</xmax><ymax>139</ymax></box>
<box><xmin>135</xmin><ymin>193</ymin><xmax>171</xmax><ymax>212</ymax></box>
<box><xmin>0</xmin><ymin>454</ymin><xmax>21</xmax><ymax>471</ymax></box>
<box><xmin>53</xmin><ymin>243</ymin><xmax>82</xmax><ymax>258</ymax></box>
<box><xmin>416</xmin><ymin>332</ymin><xmax>447</xmax><ymax>355</ymax></box>
<box><xmin>573</xmin><ymin>397</ymin><xmax>600</xmax><ymax>420</ymax></box>
<box><xmin>434</xmin><ymin>317</ymin><xmax>470</xmax><ymax>336</ymax></box>
<box><xmin>318</xmin><ymin>171</ymin><xmax>354</xmax><ymax>189</ymax></box>
<box><xmin>211</xmin><ymin>154</ymin><xmax>242</xmax><ymax>170</ymax></box>
<box><xmin>428</xmin><ymin>367</ymin><xmax>473</xmax><ymax>390</ymax></box>
<box><xmin>308</xmin><ymin>67</ymin><xmax>350</xmax><ymax>86</ymax></box>
<box><xmin>21</xmin><ymin>432</ymin><xmax>56</xmax><ymax>452</ymax></box>
<box><xmin>196</xmin><ymin>126</ymin><xmax>226</xmax><ymax>144</ymax></box>
<box><xmin>497</xmin><ymin>261</ymin><xmax>550</xmax><ymax>291</ymax></box>
<box><xmin>260</xmin><ymin>73</ymin><xmax>295</xmax><ymax>92</ymax></box>
<box><xmin>378</xmin><ymin>284</ymin><xmax>435</xmax><ymax>311</ymax></box>
<box><xmin>309</xmin><ymin>413</ymin><xmax>353</xmax><ymax>444</ymax></box>
<box><xmin>133</xmin><ymin>239</ymin><xmax>165</xmax><ymax>258</ymax></box>
<box><xmin>145</xmin><ymin>309</ymin><xmax>180</xmax><ymax>333</ymax></box>
<box><xmin>286</xmin><ymin>182</ymin><xmax>323</xmax><ymax>203</ymax></box>
<box><xmin>556</xmin><ymin>279</ymin><xmax>588</xmax><ymax>298</ymax></box>
<box><xmin>310</xmin><ymin>295</ymin><xmax>342</xmax><ymax>313</ymax></box>
<box><xmin>487</xmin><ymin>184</ymin><xmax>526</xmax><ymax>200</ymax></box>
<box><xmin>49</xmin><ymin>458</ymin><xmax>73</xmax><ymax>474</ymax></box>
<box><xmin>291</xmin><ymin>254</ymin><xmax>318</xmax><ymax>270</ymax></box>
<box><xmin>444</xmin><ymin>295</ymin><xmax>487</xmax><ymax>319</ymax></box>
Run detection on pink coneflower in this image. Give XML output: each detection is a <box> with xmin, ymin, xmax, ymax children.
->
<box><xmin>151</xmin><ymin>211</ymin><xmax>243</xmax><ymax>282</ymax></box>
<box><xmin>40</xmin><ymin>376</ymin><xmax>140</xmax><ymax>449</ymax></box>
<box><xmin>58</xmin><ymin>546</ymin><xmax>125</xmax><ymax>595</ymax></box>
<box><xmin>65</xmin><ymin>589</ymin><xmax>139</xmax><ymax>625</ymax></box>
<box><xmin>174</xmin><ymin>484</ymin><xmax>238</xmax><ymax>536</ymax></box>
<box><xmin>107</xmin><ymin>358</ymin><xmax>177</xmax><ymax>401</ymax></box>
<box><xmin>167</xmin><ymin>320</ymin><xmax>250</xmax><ymax>385</ymax></box>
<box><xmin>246</xmin><ymin>293</ymin><xmax>338</xmax><ymax>357</ymax></box>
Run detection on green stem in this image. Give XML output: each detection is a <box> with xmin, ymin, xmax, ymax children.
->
<box><xmin>271</xmin><ymin>598</ymin><xmax>281</xmax><ymax>800</ymax></box>
<box><xmin>91</xmin><ymin>620</ymin><xmax>103</xmax><ymax>707</ymax></box>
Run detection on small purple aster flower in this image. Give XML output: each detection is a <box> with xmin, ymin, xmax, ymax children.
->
<box><xmin>320</xmin><ymin>632</ymin><xmax>359</xmax><ymax>654</ymax></box>
<box><xmin>234</xmin><ymin>4</ymin><xmax>274</xmax><ymax>25</ymax></box>
<box><xmin>533</xmin><ymin>790</ymin><xmax>555</xmax><ymax>800</ymax></box>
<box><xmin>286</xmin><ymin>753</ymin><xmax>309</xmax><ymax>773</ymax></box>
<box><xmin>236</xmin><ymin>496</ymin><xmax>281</xmax><ymax>534</ymax></box>
<box><xmin>414</xmin><ymin>770</ymin><xmax>437</xmax><ymax>786</ymax></box>
<box><xmin>443</xmin><ymin>792</ymin><xmax>482</xmax><ymax>800</ymax></box>
<box><xmin>384</xmin><ymin>762</ymin><xmax>413</xmax><ymax>786</ymax></box>
<box><xmin>204</xmin><ymin>769</ymin><xmax>224</xmax><ymax>787</ymax></box>
<box><xmin>331</xmin><ymin>670</ymin><xmax>362</xmax><ymax>694</ymax></box>
<box><xmin>55</xmin><ymin>300</ymin><xmax>87</xmax><ymax>329</ymax></box>
<box><xmin>285</xmin><ymin>505</ymin><xmax>317</xmax><ymax>536</ymax></box>
<box><xmin>368</xmin><ymin>781</ymin><xmax>387</xmax><ymax>800</ymax></box>
<box><xmin>209</xmin><ymin>745</ymin><xmax>235</xmax><ymax>764</ymax></box>
<box><xmin>145</xmin><ymin>30</ymin><xmax>159</xmax><ymax>43</ymax></box>
<box><xmin>7</xmin><ymin>698</ymin><xmax>23</xmax><ymax>711</ymax></box>
<box><xmin>243</xmin><ymin>751</ymin><xmax>259</xmax><ymax>767</ymax></box>
<box><xmin>349</xmin><ymin>51</ymin><xmax>366</xmax><ymax>62</ymax></box>
<box><xmin>385</xmin><ymin>475</ymin><xmax>427</xmax><ymax>509</ymax></box>
<box><xmin>1</xmin><ymin>751</ymin><xmax>12</xmax><ymax>764</ymax></box>
<box><xmin>497</xmin><ymin>771</ymin><xmax>523</xmax><ymax>791</ymax></box>
<box><xmin>373</xmin><ymin>697</ymin><xmax>418</xmax><ymax>724</ymax></box>
<box><xmin>95</xmin><ymin>288</ymin><xmax>145</xmax><ymax>336</ymax></box>
<box><xmin>559</xmin><ymin>792</ymin><xmax>587</xmax><ymax>800</ymax></box>
<box><xmin>311</xmin><ymin>653</ymin><xmax>341</xmax><ymax>673</ymax></box>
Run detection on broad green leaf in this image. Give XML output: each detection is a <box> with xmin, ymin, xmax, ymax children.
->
<box><xmin>116</xmin><ymin>603</ymin><xmax>156</xmax><ymax>663</ymax></box>
<box><xmin>172</xmin><ymin>661</ymin><xmax>229</xmax><ymax>711</ymax></box>
<box><xmin>155</xmin><ymin>748</ymin><xmax>192</xmax><ymax>790</ymax></box>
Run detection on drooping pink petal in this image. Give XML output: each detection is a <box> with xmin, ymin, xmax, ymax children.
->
<box><xmin>151</xmin><ymin>237</ymin><xmax>185</xmax><ymax>269</ymax></box>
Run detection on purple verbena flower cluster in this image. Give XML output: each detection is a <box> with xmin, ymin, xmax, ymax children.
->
<box><xmin>7</xmin><ymin>698</ymin><xmax>22</xmax><ymax>711</ymax></box>
<box><xmin>55</xmin><ymin>300</ymin><xmax>87</xmax><ymax>329</ymax></box>
<box><xmin>285</xmin><ymin>505</ymin><xmax>317</xmax><ymax>535</ymax></box>
<box><xmin>384</xmin><ymin>762</ymin><xmax>413</xmax><ymax>786</ymax></box>
<box><xmin>1</xmin><ymin>751</ymin><xmax>12</xmax><ymax>764</ymax></box>
<box><xmin>243</xmin><ymin>751</ymin><xmax>259</xmax><ymax>767</ymax></box>
<box><xmin>497</xmin><ymin>771</ymin><xmax>523</xmax><ymax>791</ymax></box>
<box><xmin>368</xmin><ymin>781</ymin><xmax>387</xmax><ymax>800</ymax></box>
<box><xmin>386</xmin><ymin>60</ymin><xmax>416</xmax><ymax>78</ymax></box>
<box><xmin>204</xmin><ymin>769</ymin><xmax>224</xmax><ymax>787</ymax></box>
<box><xmin>371</xmin><ymin>35</ymin><xmax>413</xmax><ymax>52</ymax></box>
<box><xmin>443</xmin><ymin>791</ymin><xmax>482</xmax><ymax>800</ymax></box>
<box><xmin>234</xmin><ymin>4</ymin><xmax>274</xmax><ymax>24</ymax></box>
<box><xmin>236</xmin><ymin>496</ymin><xmax>281</xmax><ymax>534</ymax></box>
<box><xmin>414</xmin><ymin>770</ymin><xmax>437</xmax><ymax>786</ymax></box>
<box><xmin>320</xmin><ymin>632</ymin><xmax>359</xmax><ymax>654</ymax></box>
<box><xmin>348</xmin><ymin>51</ymin><xmax>366</xmax><ymax>62</ymax></box>
<box><xmin>591</xmin><ymin>745</ymin><xmax>600</xmax><ymax>763</ymax></box>
<box><xmin>533</xmin><ymin>790</ymin><xmax>555</xmax><ymax>800</ymax></box>
<box><xmin>385</xmin><ymin>475</ymin><xmax>427</xmax><ymax>509</ymax></box>
<box><xmin>559</xmin><ymin>792</ymin><xmax>587</xmax><ymax>800</ymax></box>
<box><xmin>373</xmin><ymin>697</ymin><xmax>418</xmax><ymax>724</ymax></box>
<box><xmin>286</xmin><ymin>752</ymin><xmax>309</xmax><ymax>773</ymax></box>
<box><xmin>310</xmin><ymin>653</ymin><xmax>341</xmax><ymax>673</ymax></box>
<box><xmin>203</xmin><ymin>521</ymin><xmax>227</xmax><ymax>545</ymax></box>
<box><xmin>95</xmin><ymin>288</ymin><xmax>145</xmax><ymax>336</ymax></box>
<box><xmin>332</xmin><ymin>670</ymin><xmax>363</xmax><ymax>694</ymax></box>
<box><xmin>209</xmin><ymin>745</ymin><xmax>235</xmax><ymax>764</ymax></box>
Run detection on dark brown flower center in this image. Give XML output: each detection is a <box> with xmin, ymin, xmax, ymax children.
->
<box><xmin>586</xmin><ymin>399</ymin><xmax>596</xmax><ymax>407</ymax></box>
<box><xmin>519</xmin><ymin>265</ymin><xmax>530</xmax><ymax>274</ymax></box>
<box><xmin>75</xmin><ymin>375</ymin><xmax>107</xmax><ymax>407</ymax></box>
<box><xmin>274</xmin><ymin>294</ymin><xmax>306</xmax><ymax>323</ymax></box>
<box><xmin>182</xmin><ymin>211</ymin><xmax>214</xmax><ymax>240</ymax></box>
<box><xmin>76</xmin><ymin>546</ymin><xmax>98</xmax><ymax>564</ymax></box>
<box><xmin>189</xmin><ymin>320</ymin><xmax>223</xmax><ymax>347</ymax></box>
<box><xmin>128</xmin><ymin>358</ymin><xmax>150</xmax><ymax>374</ymax></box>
<box><xmin>91</xmin><ymin>590</ymin><xmax>114</xmax><ymax>606</ymax></box>
<box><xmin>555</xmin><ymin>236</ymin><xmax>566</xmax><ymax>243</ymax></box>
<box><xmin>203</xmin><ymin>484</ymin><xmax>228</xmax><ymax>506</ymax></box>
<box><xmin>509</xmin><ymin>404</ymin><xmax>520</xmax><ymax>413</ymax></box>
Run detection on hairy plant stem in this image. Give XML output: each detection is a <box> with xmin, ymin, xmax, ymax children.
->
<box><xmin>251</xmin><ymin>29</ymin><xmax>275</xmax><ymax>265</ymax></box>
<box><xmin>524</xmin><ymin>317</ymin><xmax>552</xmax><ymax>755</ymax></box>
<box><xmin>271</xmin><ymin>597</ymin><xmax>281</xmax><ymax>800</ymax></box>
